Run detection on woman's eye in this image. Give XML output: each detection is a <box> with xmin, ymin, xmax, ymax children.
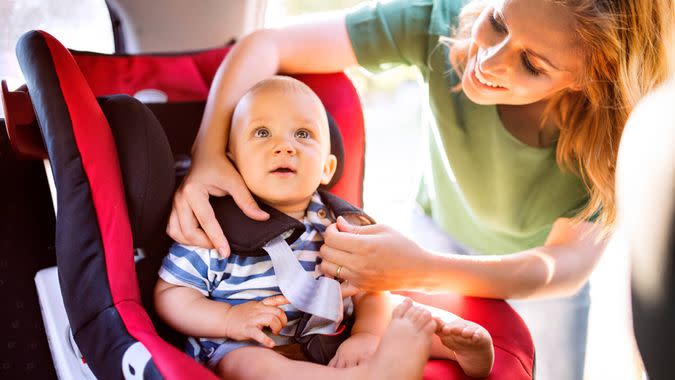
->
<box><xmin>521</xmin><ymin>53</ymin><xmax>543</xmax><ymax>76</ymax></box>
<box><xmin>254</xmin><ymin>127</ymin><xmax>270</xmax><ymax>138</ymax></box>
<box><xmin>489</xmin><ymin>12</ymin><xmax>507</xmax><ymax>34</ymax></box>
<box><xmin>295</xmin><ymin>129</ymin><xmax>310</xmax><ymax>139</ymax></box>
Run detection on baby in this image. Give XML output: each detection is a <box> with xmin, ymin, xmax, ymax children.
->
<box><xmin>154</xmin><ymin>76</ymin><xmax>493</xmax><ymax>379</ymax></box>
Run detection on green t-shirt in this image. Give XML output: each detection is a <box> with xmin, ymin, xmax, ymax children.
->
<box><xmin>345</xmin><ymin>0</ymin><xmax>589</xmax><ymax>254</ymax></box>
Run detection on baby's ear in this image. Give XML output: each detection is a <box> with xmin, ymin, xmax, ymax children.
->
<box><xmin>320</xmin><ymin>154</ymin><xmax>338</xmax><ymax>185</ymax></box>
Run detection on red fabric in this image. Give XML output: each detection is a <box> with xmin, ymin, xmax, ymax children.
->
<box><xmin>41</xmin><ymin>31</ymin><xmax>211</xmax><ymax>380</ymax></box>
<box><xmin>74</xmin><ymin>52</ymin><xmax>213</xmax><ymax>101</ymax></box>
<box><xmin>397</xmin><ymin>292</ymin><xmax>534</xmax><ymax>379</ymax></box>
<box><xmin>190</xmin><ymin>47</ymin><xmax>231</xmax><ymax>85</ymax></box>
<box><xmin>1</xmin><ymin>81</ymin><xmax>47</xmax><ymax>159</ymax></box>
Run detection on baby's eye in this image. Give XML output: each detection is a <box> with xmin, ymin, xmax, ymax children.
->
<box><xmin>254</xmin><ymin>127</ymin><xmax>270</xmax><ymax>138</ymax></box>
<box><xmin>295</xmin><ymin>129</ymin><xmax>311</xmax><ymax>139</ymax></box>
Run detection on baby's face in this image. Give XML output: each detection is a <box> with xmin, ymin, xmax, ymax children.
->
<box><xmin>228</xmin><ymin>88</ymin><xmax>336</xmax><ymax>213</ymax></box>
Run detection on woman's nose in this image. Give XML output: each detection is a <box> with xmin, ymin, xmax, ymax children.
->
<box><xmin>477</xmin><ymin>43</ymin><xmax>510</xmax><ymax>77</ymax></box>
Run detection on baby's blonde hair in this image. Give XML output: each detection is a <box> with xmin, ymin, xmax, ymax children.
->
<box><xmin>445</xmin><ymin>0</ymin><xmax>675</xmax><ymax>231</ymax></box>
<box><xmin>246</xmin><ymin>76</ymin><xmax>319</xmax><ymax>100</ymax></box>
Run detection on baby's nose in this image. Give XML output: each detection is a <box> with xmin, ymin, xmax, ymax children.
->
<box><xmin>274</xmin><ymin>142</ymin><xmax>296</xmax><ymax>155</ymax></box>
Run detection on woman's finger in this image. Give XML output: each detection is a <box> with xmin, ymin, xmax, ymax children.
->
<box><xmin>173</xmin><ymin>196</ymin><xmax>213</xmax><ymax>248</ymax></box>
<box><xmin>184</xmin><ymin>185</ymin><xmax>230</xmax><ymax>256</ymax></box>
<box><xmin>336</xmin><ymin>216</ymin><xmax>381</xmax><ymax>235</ymax></box>
<box><xmin>319</xmin><ymin>258</ymin><xmax>355</xmax><ymax>283</ymax></box>
<box><xmin>166</xmin><ymin>206</ymin><xmax>188</xmax><ymax>244</ymax></box>
<box><xmin>319</xmin><ymin>244</ymin><xmax>354</xmax><ymax>268</ymax></box>
<box><xmin>323</xmin><ymin>222</ymin><xmax>374</xmax><ymax>253</ymax></box>
<box><xmin>227</xmin><ymin>175</ymin><xmax>269</xmax><ymax>221</ymax></box>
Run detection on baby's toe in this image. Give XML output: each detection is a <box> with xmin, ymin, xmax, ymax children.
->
<box><xmin>392</xmin><ymin>298</ymin><xmax>413</xmax><ymax>319</ymax></box>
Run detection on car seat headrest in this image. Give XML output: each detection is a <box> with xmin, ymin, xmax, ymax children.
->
<box><xmin>98</xmin><ymin>95</ymin><xmax>175</xmax><ymax>250</ymax></box>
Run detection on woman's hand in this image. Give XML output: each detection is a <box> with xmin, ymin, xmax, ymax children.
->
<box><xmin>167</xmin><ymin>152</ymin><xmax>269</xmax><ymax>257</ymax></box>
<box><xmin>319</xmin><ymin>217</ymin><xmax>429</xmax><ymax>291</ymax></box>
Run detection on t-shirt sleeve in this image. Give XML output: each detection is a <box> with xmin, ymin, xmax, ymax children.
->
<box><xmin>158</xmin><ymin>243</ymin><xmax>217</xmax><ymax>297</ymax></box>
<box><xmin>345</xmin><ymin>0</ymin><xmax>434</xmax><ymax>73</ymax></box>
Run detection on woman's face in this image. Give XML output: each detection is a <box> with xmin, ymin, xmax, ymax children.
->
<box><xmin>461</xmin><ymin>0</ymin><xmax>584</xmax><ymax>105</ymax></box>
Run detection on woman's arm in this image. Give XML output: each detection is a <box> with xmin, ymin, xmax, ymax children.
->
<box><xmin>319</xmin><ymin>217</ymin><xmax>607</xmax><ymax>299</ymax></box>
<box><xmin>168</xmin><ymin>13</ymin><xmax>357</xmax><ymax>254</ymax></box>
<box><xmin>193</xmin><ymin>12</ymin><xmax>357</xmax><ymax>155</ymax></box>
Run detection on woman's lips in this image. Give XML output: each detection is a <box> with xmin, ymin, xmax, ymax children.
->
<box><xmin>471</xmin><ymin>63</ymin><xmax>507</xmax><ymax>92</ymax></box>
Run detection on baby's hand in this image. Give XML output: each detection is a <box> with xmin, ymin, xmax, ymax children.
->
<box><xmin>328</xmin><ymin>332</ymin><xmax>380</xmax><ymax>368</ymax></box>
<box><xmin>222</xmin><ymin>295</ymin><xmax>289</xmax><ymax>347</ymax></box>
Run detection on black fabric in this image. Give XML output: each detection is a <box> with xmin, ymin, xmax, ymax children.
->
<box><xmin>0</xmin><ymin>120</ymin><xmax>57</xmax><ymax>379</ymax></box>
<box><xmin>210</xmin><ymin>196</ymin><xmax>306</xmax><ymax>256</ymax></box>
<box><xmin>100</xmin><ymin>95</ymin><xmax>175</xmax><ymax>250</ymax></box>
<box><xmin>142</xmin><ymin>361</ymin><xmax>163</xmax><ymax>380</ymax></box>
<box><xmin>74</xmin><ymin>308</ymin><xmax>138</xmax><ymax>379</ymax></box>
<box><xmin>210</xmin><ymin>189</ymin><xmax>373</xmax><ymax>257</ymax></box>
<box><xmin>294</xmin><ymin>310</ymin><xmax>355</xmax><ymax>365</ymax></box>
<box><xmin>321</xmin><ymin>112</ymin><xmax>344</xmax><ymax>190</ymax></box>
<box><xmin>144</xmin><ymin>101</ymin><xmax>204</xmax><ymax>158</ymax></box>
<box><xmin>17</xmin><ymin>31</ymin><xmax>134</xmax><ymax>379</ymax></box>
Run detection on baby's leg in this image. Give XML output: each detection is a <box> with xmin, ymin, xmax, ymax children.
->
<box><xmin>393</xmin><ymin>292</ymin><xmax>494</xmax><ymax>378</ymax></box>
<box><xmin>215</xmin><ymin>299</ymin><xmax>436</xmax><ymax>380</ymax></box>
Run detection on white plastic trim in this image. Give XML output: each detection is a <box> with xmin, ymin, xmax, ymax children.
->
<box><xmin>35</xmin><ymin>267</ymin><xmax>96</xmax><ymax>380</ymax></box>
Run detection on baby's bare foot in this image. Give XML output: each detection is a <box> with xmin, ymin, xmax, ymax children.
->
<box><xmin>359</xmin><ymin>298</ymin><xmax>436</xmax><ymax>380</ymax></box>
<box><xmin>436</xmin><ymin>318</ymin><xmax>494</xmax><ymax>378</ymax></box>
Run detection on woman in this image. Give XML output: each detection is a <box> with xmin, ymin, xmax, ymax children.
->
<box><xmin>167</xmin><ymin>0</ymin><xmax>674</xmax><ymax>378</ymax></box>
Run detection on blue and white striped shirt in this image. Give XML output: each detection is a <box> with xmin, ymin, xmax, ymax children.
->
<box><xmin>158</xmin><ymin>192</ymin><xmax>335</xmax><ymax>363</ymax></box>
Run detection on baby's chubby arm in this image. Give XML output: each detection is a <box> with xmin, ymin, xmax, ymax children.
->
<box><xmin>154</xmin><ymin>279</ymin><xmax>289</xmax><ymax>347</ymax></box>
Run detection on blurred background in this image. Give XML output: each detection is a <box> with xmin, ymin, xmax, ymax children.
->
<box><xmin>0</xmin><ymin>0</ymin><xmax>643</xmax><ymax>379</ymax></box>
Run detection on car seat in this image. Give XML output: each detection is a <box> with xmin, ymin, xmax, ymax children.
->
<box><xmin>2</xmin><ymin>30</ymin><xmax>534</xmax><ymax>379</ymax></box>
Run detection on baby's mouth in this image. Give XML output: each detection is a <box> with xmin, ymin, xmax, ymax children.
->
<box><xmin>271</xmin><ymin>166</ymin><xmax>296</xmax><ymax>174</ymax></box>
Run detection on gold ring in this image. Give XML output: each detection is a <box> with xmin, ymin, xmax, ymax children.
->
<box><xmin>335</xmin><ymin>265</ymin><xmax>343</xmax><ymax>280</ymax></box>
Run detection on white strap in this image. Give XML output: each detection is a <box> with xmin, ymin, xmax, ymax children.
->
<box><xmin>263</xmin><ymin>236</ymin><xmax>343</xmax><ymax>333</ymax></box>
